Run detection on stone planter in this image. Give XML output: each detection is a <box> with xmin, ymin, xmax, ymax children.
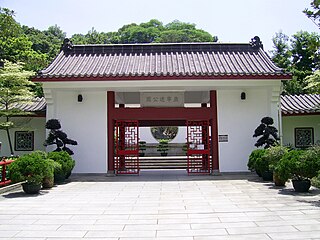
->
<box><xmin>292</xmin><ymin>179</ymin><xmax>311</xmax><ymax>192</ymax></box>
<box><xmin>262</xmin><ymin>170</ymin><xmax>273</xmax><ymax>181</ymax></box>
<box><xmin>22</xmin><ymin>182</ymin><xmax>42</xmax><ymax>194</ymax></box>
<box><xmin>273</xmin><ymin>173</ymin><xmax>286</xmax><ymax>186</ymax></box>
<box><xmin>54</xmin><ymin>172</ymin><xmax>66</xmax><ymax>183</ymax></box>
<box><xmin>42</xmin><ymin>176</ymin><xmax>54</xmax><ymax>189</ymax></box>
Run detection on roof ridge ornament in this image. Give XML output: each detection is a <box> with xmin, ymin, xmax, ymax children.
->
<box><xmin>61</xmin><ymin>38</ymin><xmax>74</xmax><ymax>51</ymax></box>
<box><xmin>250</xmin><ymin>36</ymin><xmax>263</xmax><ymax>50</ymax></box>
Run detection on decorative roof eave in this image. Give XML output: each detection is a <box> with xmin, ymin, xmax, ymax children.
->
<box><xmin>282</xmin><ymin>111</ymin><xmax>320</xmax><ymax>116</ymax></box>
<box><xmin>0</xmin><ymin>97</ymin><xmax>46</xmax><ymax>113</ymax></box>
<box><xmin>281</xmin><ymin>94</ymin><xmax>320</xmax><ymax>116</ymax></box>
<box><xmin>33</xmin><ymin>73</ymin><xmax>292</xmax><ymax>82</ymax></box>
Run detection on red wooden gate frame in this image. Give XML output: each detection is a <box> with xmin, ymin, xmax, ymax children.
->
<box><xmin>114</xmin><ymin>120</ymin><xmax>139</xmax><ymax>175</ymax></box>
<box><xmin>107</xmin><ymin>90</ymin><xmax>220</xmax><ymax>174</ymax></box>
<box><xmin>186</xmin><ymin>120</ymin><xmax>211</xmax><ymax>174</ymax></box>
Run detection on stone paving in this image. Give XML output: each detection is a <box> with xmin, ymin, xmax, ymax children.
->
<box><xmin>0</xmin><ymin>170</ymin><xmax>320</xmax><ymax>239</ymax></box>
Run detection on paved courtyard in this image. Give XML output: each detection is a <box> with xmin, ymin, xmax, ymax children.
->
<box><xmin>0</xmin><ymin>170</ymin><xmax>320</xmax><ymax>239</ymax></box>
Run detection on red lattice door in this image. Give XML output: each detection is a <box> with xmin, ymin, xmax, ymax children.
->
<box><xmin>186</xmin><ymin>120</ymin><xmax>211</xmax><ymax>174</ymax></box>
<box><xmin>115</xmin><ymin>120</ymin><xmax>139</xmax><ymax>175</ymax></box>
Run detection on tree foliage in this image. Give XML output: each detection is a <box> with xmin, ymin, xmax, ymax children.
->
<box><xmin>271</xmin><ymin>31</ymin><xmax>320</xmax><ymax>94</ymax></box>
<box><xmin>0</xmin><ymin>7</ymin><xmax>21</xmax><ymax>41</ymax></box>
<box><xmin>0</xmin><ymin>8</ymin><xmax>49</xmax><ymax>72</ymax></box>
<box><xmin>0</xmin><ymin>60</ymin><xmax>35</xmax><ymax>155</ymax></box>
<box><xmin>22</xmin><ymin>24</ymin><xmax>66</xmax><ymax>60</ymax></box>
<box><xmin>270</xmin><ymin>32</ymin><xmax>291</xmax><ymax>69</ymax></box>
<box><xmin>71</xmin><ymin>19</ymin><xmax>218</xmax><ymax>44</ymax></box>
<box><xmin>1</xmin><ymin>8</ymin><xmax>217</xmax><ymax>70</ymax></box>
<box><xmin>304</xmin><ymin>70</ymin><xmax>320</xmax><ymax>93</ymax></box>
<box><xmin>304</xmin><ymin>0</ymin><xmax>320</xmax><ymax>29</ymax></box>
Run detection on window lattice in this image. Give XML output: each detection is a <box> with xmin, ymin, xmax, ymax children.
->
<box><xmin>15</xmin><ymin>131</ymin><xmax>34</xmax><ymax>151</ymax></box>
<box><xmin>295</xmin><ymin>128</ymin><xmax>314</xmax><ymax>148</ymax></box>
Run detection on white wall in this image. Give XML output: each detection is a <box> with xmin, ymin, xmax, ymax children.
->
<box><xmin>217</xmin><ymin>89</ymin><xmax>271</xmax><ymax>172</ymax></box>
<box><xmin>282</xmin><ymin>115</ymin><xmax>320</xmax><ymax>147</ymax></box>
<box><xmin>0</xmin><ymin>117</ymin><xmax>46</xmax><ymax>157</ymax></box>
<box><xmin>43</xmin><ymin>79</ymin><xmax>281</xmax><ymax>173</ymax></box>
<box><xmin>52</xmin><ymin>91</ymin><xmax>107</xmax><ymax>173</ymax></box>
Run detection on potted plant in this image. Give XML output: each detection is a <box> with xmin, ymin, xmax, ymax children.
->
<box><xmin>48</xmin><ymin>151</ymin><xmax>75</xmax><ymax>182</ymax></box>
<box><xmin>182</xmin><ymin>142</ymin><xmax>188</xmax><ymax>156</ymax></box>
<box><xmin>52</xmin><ymin>161</ymin><xmax>65</xmax><ymax>183</ymax></box>
<box><xmin>8</xmin><ymin>152</ymin><xmax>51</xmax><ymax>194</ymax></box>
<box><xmin>42</xmin><ymin>159</ymin><xmax>55</xmax><ymax>189</ymax></box>
<box><xmin>250</xmin><ymin>117</ymin><xmax>280</xmax><ymax>181</ymax></box>
<box><xmin>255</xmin><ymin>156</ymin><xmax>273</xmax><ymax>181</ymax></box>
<box><xmin>25</xmin><ymin>151</ymin><xmax>55</xmax><ymax>189</ymax></box>
<box><xmin>275</xmin><ymin>148</ymin><xmax>320</xmax><ymax>192</ymax></box>
<box><xmin>265</xmin><ymin>146</ymin><xmax>289</xmax><ymax>186</ymax></box>
<box><xmin>290</xmin><ymin>147</ymin><xmax>320</xmax><ymax>192</ymax></box>
<box><xmin>157</xmin><ymin>139</ymin><xmax>169</xmax><ymax>156</ymax></box>
<box><xmin>247</xmin><ymin>149</ymin><xmax>267</xmax><ymax>177</ymax></box>
<box><xmin>139</xmin><ymin>141</ymin><xmax>147</xmax><ymax>157</ymax></box>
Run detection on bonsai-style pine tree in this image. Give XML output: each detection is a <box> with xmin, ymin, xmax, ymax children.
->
<box><xmin>253</xmin><ymin>117</ymin><xmax>279</xmax><ymax>149</ymax></box>
<box><xmin>0</xmin><ymin>61</ymin><xmax>35</xmax><ymax>155</ymax></box>
<box><xmin>44</xmin><ymin>119</ymin><xmax>77</xmax><ymax>155</ymax></box>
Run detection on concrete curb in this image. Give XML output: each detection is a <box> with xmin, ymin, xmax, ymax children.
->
<box><xmin>0</xmin><ymin>182</ymin><xmax>23</xmax><ymax>195</ymax></box>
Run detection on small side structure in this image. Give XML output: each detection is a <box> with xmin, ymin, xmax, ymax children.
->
<box><xmin>281</xmin><ymin>94</ymin><xmax>320</xmax><ymax>148</ymax></box>
<box><xmin>0</xmin><ymin>97</ymin><xmax>46</xmax><ymax>156</ymax></box>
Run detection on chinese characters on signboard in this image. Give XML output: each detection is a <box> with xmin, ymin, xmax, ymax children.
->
<box><xmin>218</xmin><ymin>135</ymin><xmax>228</xmax><ymax>142</ymax></box>
<box><xmin>140</xmin><ymin>92</ymin><xmax>184</xmax><ymax>107</ymax></box>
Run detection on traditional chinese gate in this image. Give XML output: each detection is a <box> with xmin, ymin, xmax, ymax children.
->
<box><xmin>114</xmin><ymin>120</ymin><xmax>139</xmax><ymax>175</ymax></box>
<box><xmin>186</xmin><ymin>120</ymin><xmax>211</xmax><ymax>174</ymax></box>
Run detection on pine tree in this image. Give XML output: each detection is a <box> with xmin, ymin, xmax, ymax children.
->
<box><xmin>44</xmin><ymin>119</ymin><xmax>78</xmax><ymax>155</ymax></box>
<box><xmin>253</xmin><ymin>117</ymin><xmax>280</xmax><ymax>149</ymax></box>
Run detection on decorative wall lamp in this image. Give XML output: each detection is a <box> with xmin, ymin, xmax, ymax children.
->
<box><xmin>241</xmin><ymin>92</ymin><xmax>246</xmax><ymax>100</ymax></box>
<box><xmin>77</xmin><ymin>94</ymin><xmax>83</xmax><ymax>102</ymax></box>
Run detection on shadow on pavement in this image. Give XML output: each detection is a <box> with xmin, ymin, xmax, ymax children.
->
<box><xmin>69</xmin><ymin>170</ymin><xmax>259</xmax><ymax>182</ymax></box>
<box><xmin>2</xmin><ymin>190</ymin><xmax>50</xmax><ymax>199</ymax></box>
<box><xmin>278</xmin><ymin>187</ymin><xmax>320</xmax><ymax>196</ymax></box>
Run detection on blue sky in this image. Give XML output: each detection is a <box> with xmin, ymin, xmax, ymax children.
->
<box><xmin>1</xmin><ymin>0</ymin><xmax>319</xmax><ymax>52</ymax></box>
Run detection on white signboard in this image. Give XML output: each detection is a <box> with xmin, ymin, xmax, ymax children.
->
<box><xmin>219</xmin><ymin>135</ymin><xmax>229</xmax><ymax>142</ymax></box>
<box><xmin>140</xmin><ymin>92</ymin><xmax>184</xmax><ymax>107</ymax></box>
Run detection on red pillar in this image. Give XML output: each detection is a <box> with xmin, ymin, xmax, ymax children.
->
<box><xmin>107</xmin><ymin>91</ymin><xmax>115</xmax><ymax>174</ymax></box>
<box><xmin>210</xmin><ymin>90</ymin><xmax>219</xmax><ymax>172</ymax></box>
<box><xmin>201</xmin><ymin>103</ymin><xmax>209</xmax><ymax>170</ymax></box>
<box><xmin>118</xmin><ymin>104</ymin><xmax>126</xmax><ymax>170</ymax></box>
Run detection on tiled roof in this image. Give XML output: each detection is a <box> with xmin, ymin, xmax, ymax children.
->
<box><xmin>0</xmin><ymin>97</ymin><xmax>46</xmax><ymax>113</ymax></box>
<box><xmin>281</xmin><ymin>94</ymin><xmax>320</xmax><ymax>115</ymax></box>
<box><xmin>35</xmin><ymin>42</ymin><xmax>291</xmax><ymax>81</ymax></box>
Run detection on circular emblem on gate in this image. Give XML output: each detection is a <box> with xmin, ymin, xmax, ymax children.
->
<box><xmin>150</xmin><ymin>126</ymin><xmax>178</xmax><ymax>142</ymax></box>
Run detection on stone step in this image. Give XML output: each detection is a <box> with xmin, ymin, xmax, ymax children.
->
<box><xmin>139</xmin><ymin>157</ymin><xmax>187</xmax><ymax>169</ymax></box>
<box><xmin>118</xmin><ymin>157</ymin><xmax>211</xmax><ymax>169</ymax></box>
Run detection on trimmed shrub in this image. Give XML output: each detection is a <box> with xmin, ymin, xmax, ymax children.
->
<box><xmin>8</xmin><ymin>151</ymin><xmax>50</xmax><ymax>185</ymax></box>
<box><xmin>47</xmin><ymin>151</ymin><xmax>75</xmax><ymax>179</ymax></box>
<box><xmin>247</xmin><ymin>149</ymin><xmax>267</xmax><ymax>173</ymax></box>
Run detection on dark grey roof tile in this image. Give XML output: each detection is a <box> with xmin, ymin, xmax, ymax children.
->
<box><xmin>35</xmin><ymin>42</ymin><xmax>291</xmax><ymax>80</ymax></box>
<box><xmin>281</xmin><ymin>94</ymin><xmax>320</xmax><ymax>115</ymax></box>
<box><xmin>0</xmin><ymin>97</ymin><xmax>46</xmax><ymax>113</ymax></box>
